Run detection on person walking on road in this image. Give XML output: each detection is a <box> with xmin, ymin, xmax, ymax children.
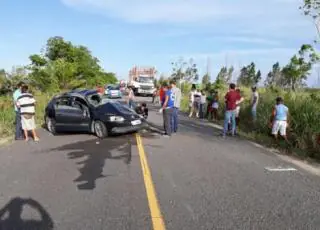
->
<box><xmin>127</xmin><ymin>86</ymin><xmax>135</xmax><ymax>109</ymax></box>
<box><xmin>270</xmin><ymin>97</ymin><xmax>290</xmax><ymax>144</ymax></box>
<box><xmin>170</xmin><ymin>80</ymin><xmax>181</xmax><ymax>134</ymax></box>
<box><xmin>251</xmin><ymin>86</ymin><xmax>259</xmax><ymax>122</ymax></box>
<box><xmin>13</xmin><ymin>81</ymin><xmax>24</xmax><ymax>140</ymax></box>
<box><xmin>16</xmin><ymin>85</ymin><xmax>40</xmax><ymax>142</ymax></box>
<box><xmin>161</xmin><ymin>84</ymin><xmax>175</xmax><ymax>137</ymax></box>
<box><xmin>192</xmin><ymin>89</ymin><xmax>201</xmax><ymax>118</ymax></box>
<box><xmin>223</xmin><ymin>83</ymin><xmax>244</xmax><ymax>137</ymax></box>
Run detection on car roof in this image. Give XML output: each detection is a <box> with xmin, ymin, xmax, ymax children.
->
<box><xmin>54</xmin><ymin>89</ymin><xmax>98</xmax><ymax>99</ymax></box>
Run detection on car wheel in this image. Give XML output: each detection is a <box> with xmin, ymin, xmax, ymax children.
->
<box><xmin>93</xmin><ymin>120</ymin><xmax>108</xmax><ymax>138</ymax></box>
<box><xmin>46</xmin><ymin>116</ymin><xmax>57</xmax><ymax>135</ymax></box>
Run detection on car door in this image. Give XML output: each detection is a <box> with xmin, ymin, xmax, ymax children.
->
<box><xmin>54</xmin><ymin>96</ymin><xmax>75</xmax><ymax>131</ymax></box>
<box><xmin>68</xmin><ymin>96</ymin><xmax>91</xmax><ymax>132</ymax></box>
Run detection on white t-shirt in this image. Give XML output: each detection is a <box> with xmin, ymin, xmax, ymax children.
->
<box><xmin>251</xmin><ymin>91</ymin><xmax>259</xmax><ymax>106</ymax></box>
<box><xmin>17</xmin><ymin>93</ymin><xmax>36</xmax><ymax>115</ymax></box>
<box><xmin>194</xmin><ymin>92</ymin><xmax>201</xmax><ymax>103</ymax></box>
<box><xmin>200</xmin><ymin>95</ymin><xmax>206</xmax><ymax>104</ymax></box>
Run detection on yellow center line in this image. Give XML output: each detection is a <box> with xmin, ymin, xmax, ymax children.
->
<box><xmin>135</xmin><ymin>133</ymin><xmax>166</xmax><ymax>230</ymax></box>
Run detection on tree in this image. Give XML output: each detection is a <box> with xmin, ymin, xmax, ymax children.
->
<box><xmin>237</xmin><ymin>62</ymin><xmax>261</xmax><ymax>86</ymax></box>
<box><xmin>185</xmin><ymin>58</ymin><xmax>199</xmax><ymax>82</ymax></box>
<box><xmin>281</xmin><ymin>44</ymin><xmax>319</xmax><ymax>90</ymax></box>
<box><xmin>158</xmin><ymin>74</ymin><xmax>167</xmax><ymax>85</ymax></box>
<box><xmin>216</xmin><ymin>66</ymin><xmax>234</xmax><ymax>84</ymax></box>
<box><xmin>28</xmin><ymin>36</ymin><xmax>117</xmax><ymax>92</ymax></box>
<box><xmin>254</xmin><ymin>70</ymin><xmax>262</xmax><ymax>85</ymax></box>
<box><xmin>202</xmin><ymin>73</ymin><xmax>210</xmax><ymax>85</ymax></box>
<box><xmin>265</xmin><ymin>62</ymin><xmax>285</xmax><ymax>87</ymax></box>
<box><xmin>171</xmin><ymin>58</ymin><xmax>199</xmax><ymax>83</ymax></box>
<box><xmin>171</xmin><ymin>58</ymin><xmax>186</xmax><ymax>82</ymax></box>
<box><xmin>300</xmin><ymin>0</ymin><xmax>320</xmax><ymax>40</ymax></box>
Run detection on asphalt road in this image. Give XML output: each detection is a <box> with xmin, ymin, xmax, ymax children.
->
<box><xmin>1</xmin><ymin>96</ymin><xmax>320</xmax><ymax>229</ymax></box>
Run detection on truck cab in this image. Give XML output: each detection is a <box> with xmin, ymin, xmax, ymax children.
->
<box><xmin>131</xmin><ymin>76</ymin><xmax>155</xmax><ymax>96</ymax></box>
<box><xmin>128</xmin><ymin>66</ymin><xmax>157</xmax><ymax>97</ymax></box>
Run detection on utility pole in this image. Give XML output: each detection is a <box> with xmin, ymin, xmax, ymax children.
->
<box><xmin>206</xmin><ymin>56</ymin><xmax>212</xmax><ymax>82</ymax></box>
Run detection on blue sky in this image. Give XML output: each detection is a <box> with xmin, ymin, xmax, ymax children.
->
<box><xmin>1</xmin><ymin>0</ymin><xmax>319</xmax><ymax>86</ymax></box>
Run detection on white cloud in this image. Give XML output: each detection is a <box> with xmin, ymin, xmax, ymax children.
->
<box><xmin>61</xmin><ymin>0</ymin><xmax>308</xmax><ymax>25</ymax></box>
<box><xmin>60</xmin><ymin>0</ymin><xmax>318</xmax><ymax>86</ymax></box>
<box><xmin>62</xmin><ymin>0</ymin><xmax>247</xmax><ymax>23</ymax></box>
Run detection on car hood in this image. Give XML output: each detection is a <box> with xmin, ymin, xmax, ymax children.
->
<box><xmin>96</xmin><ymin>102</ymin><xmax>141</xmax><ymax>120</ymax></box>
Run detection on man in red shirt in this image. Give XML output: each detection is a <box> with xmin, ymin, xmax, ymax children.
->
<box><xmin>159</xmin><ymin>85</ymin><xmax>166</xmax><ymax>106</ymax></box>
<box><xmin>223</xmin><ymin>83</ymin><xmax>244</xmax><ymax>137</ymax></box>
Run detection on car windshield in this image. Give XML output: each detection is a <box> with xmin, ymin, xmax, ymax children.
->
<box><xmin>137</xmin><ymin>77</ymin><xmax>153</xmax><ymax>83</ymax></box>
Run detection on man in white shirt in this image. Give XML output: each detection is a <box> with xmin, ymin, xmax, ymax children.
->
<box><xmin>16</xmin><ymin>85</ymin><xmax>39</xmax><ymax>141</ymax></box>
<box><xmin>251</xmin><ymin>86</ymin><xmax>259</xmax><ymax>122</ymax></box>
<box><xmin>170</xmin><ymin>80</ymin><xmax>181</xmax><ymax>133</ymax></box>
<box><xmin>200</xmin><ymin>90</ymin><xmax>206</xmax><ymax>119</ymax></box>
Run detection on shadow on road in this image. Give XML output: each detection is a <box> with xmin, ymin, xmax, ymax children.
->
<box><xmin>50</xmin><ymin>135</ymin><xmax>135</xmax><ymax>190</ymax></box>
<box><xmin>0</xmin><ymin>197</ymin><xmax>54</xmax><ymax>230</ymax></box>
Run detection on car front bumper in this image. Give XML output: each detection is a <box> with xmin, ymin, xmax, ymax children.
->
<box><xmin>110</xmin><ymin>122</ymin><xmax>148</xmax><ymax>134</ymax></box>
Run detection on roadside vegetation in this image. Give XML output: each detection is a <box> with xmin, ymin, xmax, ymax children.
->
<box><xmin>156</xmin><ymin>44</ymin><xmax>320</xmax><ymax>158</ymax></box>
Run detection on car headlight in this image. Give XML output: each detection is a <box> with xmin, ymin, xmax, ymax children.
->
<box><xmin>109</xmin><ymin>116</ymin><xmax>125</xmax><ymax>122</ymax></box>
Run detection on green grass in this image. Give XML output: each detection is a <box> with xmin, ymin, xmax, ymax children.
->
<box><xmin>180</xmin><ymin>88</ymin><xmax>320</xmax><ymax>158</ymax></box>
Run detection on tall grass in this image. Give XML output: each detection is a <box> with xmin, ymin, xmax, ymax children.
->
<box><xmin>181</xmin><ymin>87</ymin><xmax>320</xmax><ymax>157</ymax></box>
<box><xmin>0</xmin><ymin>92</ymin><xmax>54</xmax><ymax>138</ymax></box>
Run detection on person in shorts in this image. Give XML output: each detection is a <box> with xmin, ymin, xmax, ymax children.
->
<box><xmin>193</xmin><ymin>89</ymin><xmax>201</xmax><ymax>118</ymax></box>
<box><xmin>270</xmin><ymin>97</ymin><xmax>290</xmax><ymax>143</ymax></box>
<box><xmin>16</xmin><ymin>85</ymin><xmax>39</xmax><ymax>142</ymax></box>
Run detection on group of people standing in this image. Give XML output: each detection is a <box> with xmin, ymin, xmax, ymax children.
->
<box><xmin>13</xmin><ymin>82</ymin><xmax>39</xmax><ymax>142</ymax></box>
<box><xmin>223</xmin><ymin>83</ymin><xmax>289</xmax><ymax>142</ymax></box>
<box><xmin>188</xmin><ymin>86</ymin><xmax>220</xmax><ymax>121</ymax></box>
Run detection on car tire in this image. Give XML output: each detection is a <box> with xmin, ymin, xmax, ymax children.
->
<box><xmin>93</xmin><ymin>120</ymin><xmax>108</xmax><ymax>138</ymax></box>
<box><xmin>46</xmin><ymin>116</ymin><xmax>57</xmax><ymax>135</ymax></box>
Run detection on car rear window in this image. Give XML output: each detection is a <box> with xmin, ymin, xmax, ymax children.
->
<box><xmin>109</xmin><ymin>86</ymin><xmax>120</xmax><ymax>90</ymax></box>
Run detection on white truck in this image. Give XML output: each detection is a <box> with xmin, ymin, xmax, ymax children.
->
<box><xmin>128</xmin><ymin>66</ymin><xmax>156</xmax><ymax>97</ymax></box>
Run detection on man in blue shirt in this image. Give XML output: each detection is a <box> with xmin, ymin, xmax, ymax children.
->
<box><xmin>13</xmin><ymin>82</ymin><xmax>24</xmax><ymax>140</ymax></box>
<box><xmin>270</xmin><ymin>97</ymin><xmax>290</xmax><ymax>143</ymax></box>
<box><xmin>162</xmin><ymin>83</ymin><xmax>175</xmax><ymax>137</ymax></box>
